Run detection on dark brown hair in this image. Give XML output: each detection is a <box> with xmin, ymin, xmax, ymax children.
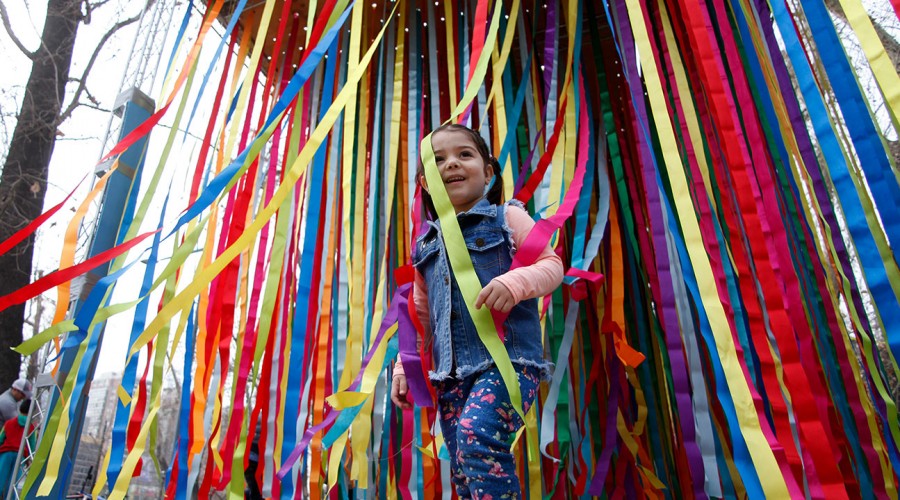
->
<box><xmin>417</xmin><ymin>124</ymin><xmax>504</xmax><ymax>220</ymax></box>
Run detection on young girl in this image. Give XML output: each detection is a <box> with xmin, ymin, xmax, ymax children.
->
<box><xmin>391</xmin><ymin>124</ymin><xmax>563</xmax><ymax>499</ymax></box>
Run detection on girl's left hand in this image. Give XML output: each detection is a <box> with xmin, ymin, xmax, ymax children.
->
<box><xmin>475</xmin><ymin>280</ymin><xmax>516</xmax><ymax>313</ymax></box>
<box><xmin>391</xmin><ymin>375</ymin><xmax>413</xmax><ymax>410</ymax></box>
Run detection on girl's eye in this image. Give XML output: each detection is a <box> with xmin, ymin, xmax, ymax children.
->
<box><xmin>461</xmin><ymin>151</ymin><xmax>472</xmax><ymax>157</ymax></box>
<box><xmin>434</xmin><ymin>157</ymin><xmax>444</xmax><ymax>163</ymax></box>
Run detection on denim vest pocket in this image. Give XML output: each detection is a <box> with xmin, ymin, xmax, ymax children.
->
<box><xmin>464</xmin><ymin>227</ymin><xmax>505</xmax><ymax>273</ymax></box>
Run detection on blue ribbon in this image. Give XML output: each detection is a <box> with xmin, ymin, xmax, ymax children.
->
<box><xmin>106</xmin><ymin>186</ymin><xmax>172</xmax><ymax>488</ymax></box>
<box><xmin>279</xmin><ymin>31</ymin><xmax>341</xmax><ymax>499</ymax></box>
<box><xmin>768</xmin><ymin>0</ymin><xmax>900</xmax><ymax>372</ymax></box>
<box><xmin>171</xmin><ymin>301</ymin><xmax>198</xmax><ymax>500</ymax></box>
<box><xmin>165</xmin><ymin>0</ymin><xmax>194</xmax><ymax>86</ymax></box>
<box><xmin>170</xmin><ymin>2</ymin><xmax>355</xmax><ymax>236</ymax></box>
<box><xmin>662</xmin><ymin>190</ymin><xmax>765</xmax><ymax>498</ymax></box>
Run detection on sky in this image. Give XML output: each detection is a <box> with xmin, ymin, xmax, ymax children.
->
<box><xmin>0</xmin><ymin>0</ymin><xmax>225</xmax><ymax>378</ymax></box>
<box><xmin>0</xmin><ymin>0</ymin><xmax>899</xmax><ymax>380</ymax></box>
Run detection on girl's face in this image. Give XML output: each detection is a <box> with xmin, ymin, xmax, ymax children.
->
<box><xmin>423</xmin><ymin>129</ymin><xmax>494</xmax><ymax>214</ymax></box>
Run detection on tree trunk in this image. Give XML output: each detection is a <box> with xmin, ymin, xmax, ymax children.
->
<box><xmin>0</xmin><ymin>0</ymin><xmax>81</xmax><ymax>391</ymax></box>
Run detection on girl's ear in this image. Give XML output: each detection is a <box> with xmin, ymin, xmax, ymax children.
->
<box><xmin>484</xmin><ymin>163</ymin><xmax>495</xmax><ymax>186</ymax></box>
<box><xmin>418</xmin><ymin>174</ymin><xmax>429</xmax><ymax>193</ymax></box>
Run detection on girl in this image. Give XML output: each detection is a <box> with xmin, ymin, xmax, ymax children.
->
<box><xmin>391</xmin><ymin>124</ymin><xmax>563</xmax><ymax>499</ymax></box>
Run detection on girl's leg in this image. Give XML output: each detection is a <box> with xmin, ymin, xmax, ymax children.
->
<box><xmin>437</xmin><ymin>378</ymin><xmax>475</xmax><ymax>498</ymax></box>
<box><xmin>455</xmin><ymin>366</ymin><xmax>540</xmax><ymax>500</ymax></box>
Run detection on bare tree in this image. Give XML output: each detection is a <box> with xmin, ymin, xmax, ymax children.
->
<box><xmin>824</xmin><ymin>0</ymin><xmax>900</xmax><ymax>68</ymax></box>
<box><xmin>0</xmin><ymin>0</ymin><xmax>143</xmax><ymax>391</ymax></box>
<box><xmin>823</xmin><ymin>0</ymin><xmax>900</xmax><ymax>163</ymax></box>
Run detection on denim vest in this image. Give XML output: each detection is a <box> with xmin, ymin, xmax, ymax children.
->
<box><xmin>413</xmin><ymin>199</ymin><xmax>552</xmax><ymax>381</ymax></box>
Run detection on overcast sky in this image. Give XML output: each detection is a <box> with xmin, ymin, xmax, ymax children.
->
<box><xmin>0</xmin><ymin>0</ymin><xmax>221</xmax><ymax>378</ymax></box>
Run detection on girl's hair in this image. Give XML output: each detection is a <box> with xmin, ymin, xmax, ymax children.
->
<box><xmin>417</xmin><ymin>124</ymin><xmax>504</xmax><ymax>220</ymax></box>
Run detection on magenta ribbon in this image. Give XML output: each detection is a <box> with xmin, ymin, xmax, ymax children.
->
<box><xmin>493</xmin><ymin>71</ymin><xmax>595</xmax><ymax>334</ymax></box>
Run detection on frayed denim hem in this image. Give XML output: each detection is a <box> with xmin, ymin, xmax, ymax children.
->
<box><xmin>428</xmin><ymin>369</ymin><xmax>452</xmax><ymax>382</ymax></box>
<box><xmin>454</xmin><ymin>358</ymin><xmax>497</xmax><ymax>381</ymax></box>
<box><xmin>502</xmin><ymin>200</ymin><xmax>527</xmax><ymax>257</ymax></box>
<box><xmin>513</xmin><ymin>357</ymin><xmax>555</xmax><ymax>382</ymax></box>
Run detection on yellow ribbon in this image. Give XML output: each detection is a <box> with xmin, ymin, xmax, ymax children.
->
<box><xmin>834</xmin><ymin>0</ymin><xmax>900</xmax><ymax>130</ymax></box>
<box><xmin>337</xmin><ymin>0</ymin><xmax>367</xmax><ymax>395</ymax></box>
<box><xmin>623</xmin><ymin>0</ymin><xmax>790</xmax><ymax>495</ymax></box>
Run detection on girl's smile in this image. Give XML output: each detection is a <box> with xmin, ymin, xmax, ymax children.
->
<box><xmin>425</xmin><ymin>129</ymin><xmax>494</xmax><ymax>213</ymax></box>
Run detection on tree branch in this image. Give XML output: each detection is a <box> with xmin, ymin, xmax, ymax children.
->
<box><xmin>66</xmin><ymin>77</ymin><xmax>100</xmax><ymax>105</ymax></box>
<box><xmin>0</xmin><ymin>0</ymin><xmax>36</xmax><ymax>60</ymax></box>
<box><xmin>62</xmin><ymin>101</ymin><xmax>110</xmax><ymax>115</ymax></box>
<box><xmin>83</xmin><ymin>0</ymin><xmax>114</xmax><ymax>24</ymax></box>
<box><xmin>82</xmin><ymin>84</ymin><xmax>100</xmax><ymax>106</ymax></box>
<box><xmin>58</xmin><ymin>9</ymin><xmax>143</xmax><ymax>124</ymax></box>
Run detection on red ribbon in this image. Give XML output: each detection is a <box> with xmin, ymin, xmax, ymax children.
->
<box><xmin>0</xmin><ymin>229</ymin><xmax>159</xmax><ymax>312</ymax></box>
<box><xmin>0</xmin><ymin>174</ymin><xmax>87</xmax><ymax>256</ymax></box>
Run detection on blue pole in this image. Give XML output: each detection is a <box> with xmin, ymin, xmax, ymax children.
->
<box><xmin>28</xmin><ymin>87</ymin><xmax>154</xmax><ymax>499</ymax></box>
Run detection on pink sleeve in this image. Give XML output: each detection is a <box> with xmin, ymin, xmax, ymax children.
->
<box><xmin>394</xmin><ymin>270</ymin><xmax>430</xmax><ymax>378</ymax></box>
<box><xmin>493</xmin><ymin>204</ymin><xmax>565</xmax><ymax>302</ymax></box>
<box><xmin>413</xmin><ymin>271</ymin><xmax>431</xmax><ymax>333</ymax></box>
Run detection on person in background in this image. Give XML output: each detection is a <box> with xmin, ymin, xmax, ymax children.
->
<box><xmin>0</xmin><ymin>379</ymin><xmax>31</xmax><ymax>424</ymax></box>
<box><xmin>244</xmin><ymin>418</ymin><xmax>263</xmax><ymax>500</ymax></box>
<box><xmin>0</xmin><ymin>398</ymin><xmax>33</xmax><ymax>490</ymax></box>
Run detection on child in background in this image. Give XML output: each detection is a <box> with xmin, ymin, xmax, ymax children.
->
<box><xmin>0</xmin><ymin>398</ymin><xmax>32</xmax><ymax>491</ymax></box>
<box><xmin>391</xmin><ymin>124</ymin><xmax>563</xmax><ymax>499</ymax></box>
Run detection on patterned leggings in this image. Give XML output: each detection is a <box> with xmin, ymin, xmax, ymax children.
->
<box><xmin>437</xmin><ymin>365</ymin><xmax>540</xmax><ymax>500</ymax></box>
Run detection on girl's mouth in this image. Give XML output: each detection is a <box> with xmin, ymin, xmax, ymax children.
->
<box><xmin>444</xmin><ymin>176</ymin><xmax>465</xmax><ymax>184</ymax></box>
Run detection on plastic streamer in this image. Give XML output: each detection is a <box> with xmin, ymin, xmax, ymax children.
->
<box><xmin>9</xmin><ymin>0</ymin><xmax>900</xmax><ymax>497</ymax></box>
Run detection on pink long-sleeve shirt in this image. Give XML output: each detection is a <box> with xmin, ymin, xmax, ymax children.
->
<box><xmin>395</xmin><ymin>203</ymin><xmax>564</xmax><ymax>376</ymax></box>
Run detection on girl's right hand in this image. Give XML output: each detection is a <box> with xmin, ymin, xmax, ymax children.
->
<box><xmin>475</xmin><ymin>279</ymin><xmax>517</xmax><ymax>313</ymax></box>
<box><xmin>391</xmin><ymin>375</ymin><xmax>413</xmax><ymax>410</ymax></box>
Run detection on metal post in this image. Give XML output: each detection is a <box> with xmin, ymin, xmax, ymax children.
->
<box><xmin>6</xmin><ymin>370</ymin><xmax>53</xmax><ymax>500</ymax></box>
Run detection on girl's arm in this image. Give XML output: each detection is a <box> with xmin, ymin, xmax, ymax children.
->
<box><xmin>392</xmin><ymin>272</ymin><xmax>430</xmax><ymax>410</ymax></box>
<box><xmin>394</xmin><ymin>272</ymin><xmax>430</xmax><ymax>378</ymax></box>
<box><xmin>413</xmin><ymin>271</ymin><xmax>431</xmax><ymax>333</ymax></box>
<box><xmin>492</xmin><ymin>204</ymin><xmax>564</xmax><ymax>302</ymax></box>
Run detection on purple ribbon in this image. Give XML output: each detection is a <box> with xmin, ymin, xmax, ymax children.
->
<box><xmin>588</xmin><ymin>344</ymin><xmax>620</xmax><ymax>495</ymax></box>
<box><xmin>611</xmin><ymin>0</ymin><xmax>707</xmax><ymax>496</ymax></box>
<box><xmin>397</xmin><ymin>285</ymin><xmax>435</xmax><ymax>405</ymax></box>
<box><xmin>276</xmin><ymin>282</ymin><xmax>415</xmax><ymax>480</ymax></box>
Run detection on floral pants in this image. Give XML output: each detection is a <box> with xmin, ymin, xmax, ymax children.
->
<box><xmin>437</xmin><ymin>365</ymin><xmax>540</xmax><ymax>500</ymax></box>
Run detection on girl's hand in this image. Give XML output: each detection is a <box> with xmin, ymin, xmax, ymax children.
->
<box><xmin>475</xmin><ymin>279</ymin><xmax>516</xmax><ymax>313</ymax></box>
<box><xmin>391</xmin><ymin>374</ymin><xmax>413</xmax><ymax>410</ymax></box>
